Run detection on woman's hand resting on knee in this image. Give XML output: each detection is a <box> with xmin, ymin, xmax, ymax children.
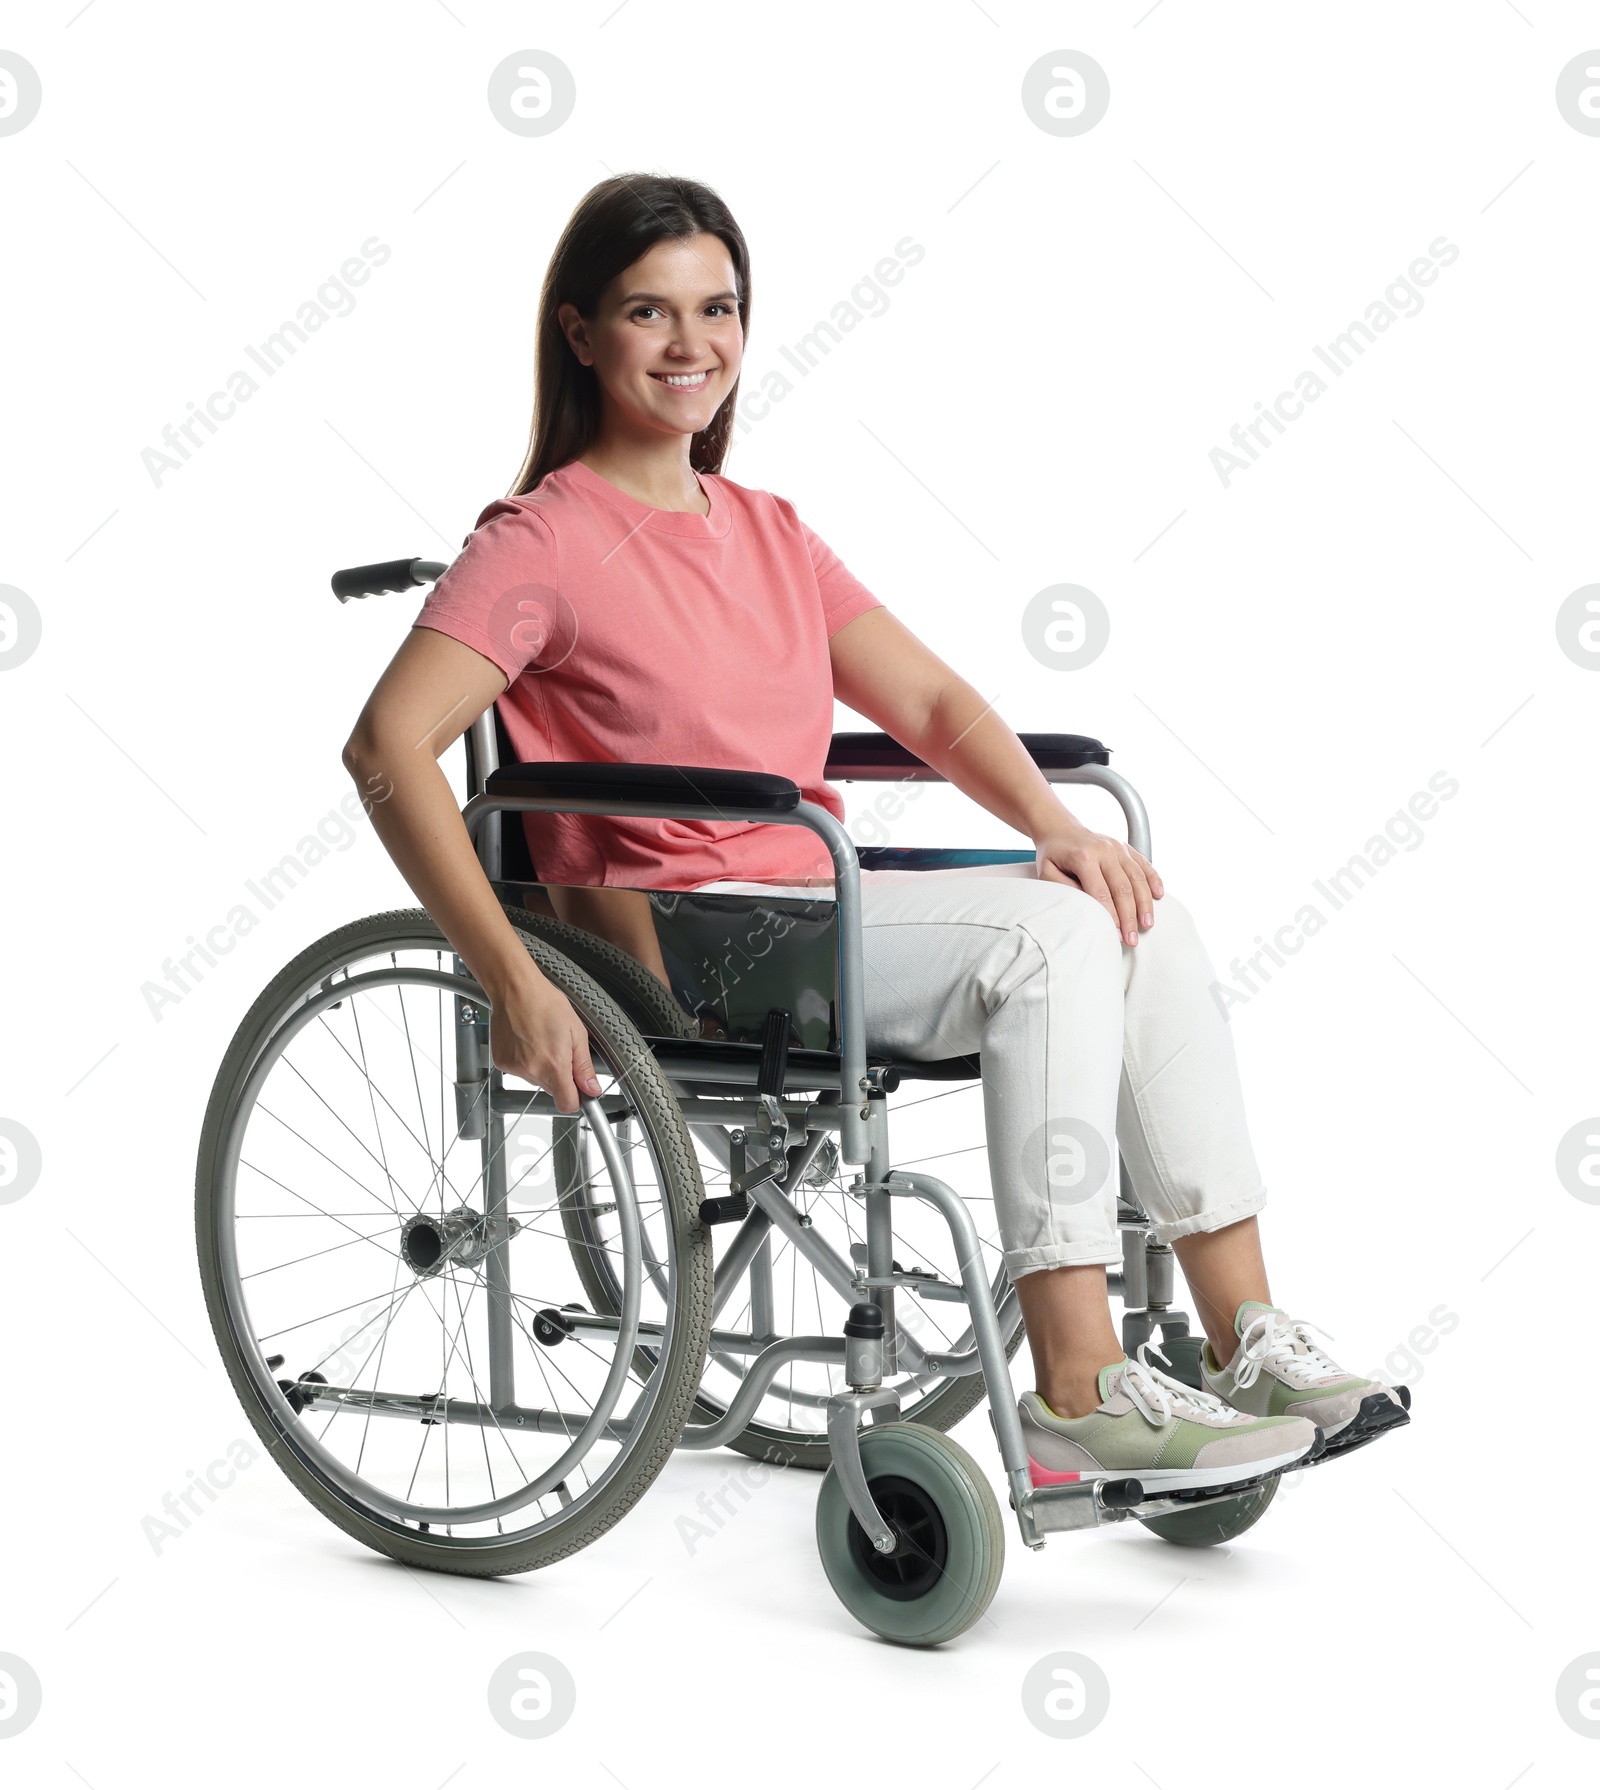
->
<box><xmin>1033</xmin><ymin>819</ymin><xmax>1163</xmax><ymax>947</ymax></box>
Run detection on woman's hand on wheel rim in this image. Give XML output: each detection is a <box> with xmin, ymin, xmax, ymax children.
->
<box><xmin>488</xmin><ymin>971</ymin><xmax>603</xmax><ymax>1113</ymax></box>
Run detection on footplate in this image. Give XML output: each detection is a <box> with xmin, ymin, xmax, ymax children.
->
<box><xmin>1015</xmin><ymin>1463</ymin><xmax>1293</xmax><ymax>1544</ymax></box>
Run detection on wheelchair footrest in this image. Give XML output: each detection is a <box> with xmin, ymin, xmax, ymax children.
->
<box><xmin>1017</xmin><ymin>1456</ymin><xmax>1303</xmax><ymax>1534</ymax></box>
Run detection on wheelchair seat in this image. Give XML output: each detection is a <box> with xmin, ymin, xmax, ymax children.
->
<box><xmin>643</xmin><ymin>1031</ymin><xmax>982</xmax><ymax>1088</ymax></box>
<box><xmin>474</xmin><ymin>718</ymin><xmax>1120</xmax><ymax>1058</ymax></box>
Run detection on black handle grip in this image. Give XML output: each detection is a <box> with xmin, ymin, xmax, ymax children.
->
<box><xmin>331</xmin><ymin>557</ymin><xmax>450</xmax><ymax>603</ymax></box>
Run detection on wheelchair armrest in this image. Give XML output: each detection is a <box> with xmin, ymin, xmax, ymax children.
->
<box><xmin>486</xmin><ymin>761</ymin><xmax>802</xmax><ymax>814</ymax></box>
<box><xmin>826</xmin><ymin>731</ymin><xmax>1110</xmax><ymax>780</ymax></box>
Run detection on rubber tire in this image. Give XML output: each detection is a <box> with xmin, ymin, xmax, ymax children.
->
<box><xmin>815</xmin><ymin>1423</ymin><xmax>1004</xmax><ymax>1645</ymax></box>
<box><xmin>508</xmin><ymin>905</ymin><xmax>704</xmax><ymax>1389</ymax></box>
<box><xmin>1138</xmin><ymin>1474</ymin><xmax>1279</xmax><ymax>1548</ymax></box>
<box><xmin>552</xmin><ymin>1113</ymin><xmax>690</xmax><ymax>1390</ymax></box>
<box><xmin>195</xmin><ymin>907</ymin><xmax>713</xmax><ymax>1578</ymax></box>
<box><xmin>498</xmin><ymin>904</ymin><xmax>700</xmax><ymax>1039</ymax></box>
<box><xmin>1153</xmin><ymin>1332</ymin><xmax>1206</xmax><ymax>1389</ymax></box>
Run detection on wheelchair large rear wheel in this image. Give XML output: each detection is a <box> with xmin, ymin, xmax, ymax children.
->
<box><xmin>516</xmin><ymin>943</ymin><xmax>1022</xmax><ymax>1467</ymax></box>
<box><xmin>548</xmin><ymin>1076</ymin><xmax>1023</xmax><ymax>1468</ymax></box>
<box><xmin>674</xmin><ymin>1079</ymin><xmax>1024</xmax><ymax>1467</ymax></box>
<box><xmin>195</xmin><ymin>909</ymin><xmax>712</xmax><ymax>1576</ymax></box>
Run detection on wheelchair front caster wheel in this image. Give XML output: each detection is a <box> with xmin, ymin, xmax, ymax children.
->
<box><xmin>1138</xmin><ymin>1474</ymin><xmax>1279</xmax><ymax>1548</ymax></box>
<box><xmin>815</xmin><ymin>1423</ymin><xmax>1004</xmax><ymax>1645</ymax></box>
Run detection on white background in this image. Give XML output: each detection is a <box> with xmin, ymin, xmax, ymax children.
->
<box><xmin>2</xmin><ymin>2</ymin><xmax>1595</xmax><ymax>1784</ymax></box>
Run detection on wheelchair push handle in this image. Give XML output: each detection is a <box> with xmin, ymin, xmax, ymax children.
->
<box><xmin>331</xmin><ymin>556</ymin><xmax>451</xmax><ymax>604</ymax></box>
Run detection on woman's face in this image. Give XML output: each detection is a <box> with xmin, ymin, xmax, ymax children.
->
<box><xmin>560</xmin><ymin>232</ymin><xmax>744</xmax><ymax>442</ymax></box>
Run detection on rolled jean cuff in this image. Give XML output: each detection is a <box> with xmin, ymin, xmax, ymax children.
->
<box><xmin>1003</xmin><ymin>1240</ymin><xmax>1124</xmax><ymax>1280</ymax></box>
<box><xmin>1145</xmin><ymin>1185</ymin><xmax>1267</xmax><ymax>1247</ymax></box>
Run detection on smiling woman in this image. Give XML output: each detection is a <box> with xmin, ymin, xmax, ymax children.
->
<box><xmin>338</xmin><ymin>173</ymin><xmax>1410</xmax><ymax>1558</ymax></box>
<box><xmin>549</xmin><ymin>237</ymin><xmax>742</xmax><ymax>508</ymax></box>
<box><xmin>509</xmin><ymin>179</ymin><xmax>753</xmax><ymax>511</ymax></box>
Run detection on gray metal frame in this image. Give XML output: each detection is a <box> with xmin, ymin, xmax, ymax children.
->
<box><xmin>451</xmin><ymin>725</ymin><xmax>1277</xmax><ymax>1553</ymax></box>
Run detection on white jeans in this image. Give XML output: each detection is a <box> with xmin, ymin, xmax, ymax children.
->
<box><xmin>694</xmin><ymin>864</ymin><xmax>1268</xmax><ymax>1282</ymax></box>
<box><xmin>854</xmin><ymin>864</ymin><xmax>1267</xmax><ymax>1281</ymax></box>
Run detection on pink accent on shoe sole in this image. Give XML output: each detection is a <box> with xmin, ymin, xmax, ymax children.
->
<box><xmin>1027</xmin><ymin>1455</ymin><xmax>1082</xmax><ymax>1487</ymax></box>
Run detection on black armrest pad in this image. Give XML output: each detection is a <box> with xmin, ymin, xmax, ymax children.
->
<box><xmin>826</xmin><ymin>731</ymin><xmax>1109</xmax><ymax>778</ymax></box>
<box><xmin>486</xmin><ymin>761</ymin><xmax>801</xmax><ymax>814</ymax></box>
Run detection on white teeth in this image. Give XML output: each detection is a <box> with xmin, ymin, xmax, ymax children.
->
<box><xmin>656</xmin><ymin>371</ymin><xmax>708</xmax><ymax>386</ymax></box>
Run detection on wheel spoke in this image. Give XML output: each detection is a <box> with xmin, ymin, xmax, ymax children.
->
<box><xmin>241</xmin><ymin>1222</ymin><xmax>406</xmax><ymax>1280</ymax></box>
<box><xmin>317</xmin><ymin>1001</ymin><xmax>468</xmax><ymax>1212</ymax></box>
<box><xmin>255</xmin><ymin>1100</ymin><xmax>405</xmax><ymax>1222</ymax></box>
<box><xmin>238</xmin><ymin>1159</ymin><xmax>415</xmax><ymax>1267</ymax></box>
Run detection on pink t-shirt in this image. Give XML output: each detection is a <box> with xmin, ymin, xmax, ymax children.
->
<box><xmin>412</xmin><ymin>457</ymin><xmax>884</xmax><ymax>890</ymax></box>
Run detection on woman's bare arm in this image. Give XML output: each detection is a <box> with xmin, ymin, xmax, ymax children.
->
<box><xmin>341</xmin><ymin>626</ymin><xmax>602</xmax><ymax>1109</ymax></box>
<box><xmin>828</xmin><ymin>607</ymin><xmax>1163</xmax><ymax>946</ymax></box>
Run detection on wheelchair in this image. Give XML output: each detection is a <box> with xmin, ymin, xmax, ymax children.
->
<box><xmin>194</xmin><ymin>552</ymin><xmax>1312</xmax><ymax>1646</ymax></box>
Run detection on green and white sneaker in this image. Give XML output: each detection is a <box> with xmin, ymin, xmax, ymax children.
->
<box><xmin>1018</xmin><ymin>1347</ymin><xmax>1318</xmax><ymax>1496</ymax></box>
<box><xmin>1201</xmin><ymin>1301</ymin><xmax>1410</xmax><ymax>1458</ymax></box>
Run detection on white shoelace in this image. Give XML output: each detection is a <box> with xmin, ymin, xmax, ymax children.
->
<box><xmin>1120</xmin><ymin>1344</ymin><xmax>1250</xmax><ymax>1428</ymax></box>
<box><xmin>1230</xmin><ymin>1309</ymin><xmax>1344</xmax><ymax>1390</ymax></box>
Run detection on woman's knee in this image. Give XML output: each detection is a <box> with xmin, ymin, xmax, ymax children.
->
<box><xmin>1028</xmin><ymin>883</ymin><xmax>1214</xmax><ymax>997</ymax></box>
<box><xmin>1140</xmin><ymin>889</ymin><xmax>1202</xmax><ymax>954</ymax></box>
<box><xmin>1027</xmin><ymin>878</ymin><xmax>1126</xmax><ymax>959</ymax></box>
<box><xmin>1001</xmin><ymin>883</ymin><xmax>1126</xmax><ymax>1008</ymax></box>
<box><xmin>1123</xmin><ymin>887</ymin><xmax>1219</xmax><ymax>993</ymax></box>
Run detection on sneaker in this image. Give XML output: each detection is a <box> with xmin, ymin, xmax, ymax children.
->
<box><xmin>1018</xmin><ymin>1347</ymin><xmax>1318</xmax><ymax>1495</ymax></box>
<box><xmin>1201</xmin><ymin>1301</ymin><xmax>1410</xmax><ymax>1457</ymax></box>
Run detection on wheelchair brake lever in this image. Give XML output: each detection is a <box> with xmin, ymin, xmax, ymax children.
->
<box><xmin>699</xmin><ymin>1119</ymin><xmax>792</xmax><ymax>1225</ymax></box>
<box><xmin>700</xmin><ymin>1074</ymin><xmax>800</xmax><ymax>1225</ymax></box>
<box><xmin>732</xmin><ymin>1156</ymin><xmax>786</xmax><ymax>1197</ymax></box>
<box><xmin>699</xmin><ymin>1153</ymin><xmax>787</xmax><ymax>1225</ymax></box>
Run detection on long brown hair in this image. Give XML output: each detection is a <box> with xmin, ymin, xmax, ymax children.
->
<box><xmin>508</xmin><ymin>173</ymin><xmax>752</xmax><ymax>497</ymax></box>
